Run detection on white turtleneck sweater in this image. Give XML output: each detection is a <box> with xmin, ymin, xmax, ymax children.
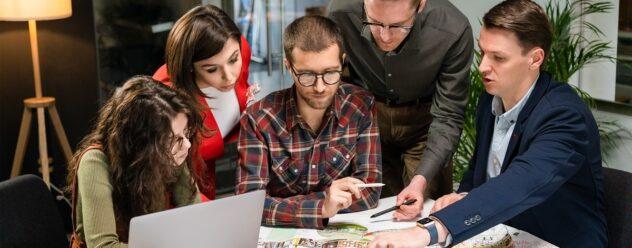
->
<box><xmin>200</xmin><ymin>86</ymin><xmax>240</xmax><ymax>138</ymax></box>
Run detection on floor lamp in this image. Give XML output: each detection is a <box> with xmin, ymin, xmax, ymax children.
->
<box><xmin>0</xmin><ymin>0</ymin><xmax>74</xmax><ymax>187</ymax></box>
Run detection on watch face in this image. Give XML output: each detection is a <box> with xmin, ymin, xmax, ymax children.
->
<box><xmin>418</xmin><ymin>218</ymin><xmax>433</xmax><ymax>225</ymax></box>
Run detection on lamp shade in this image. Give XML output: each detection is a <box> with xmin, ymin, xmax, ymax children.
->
<box><xmin>0</xmin><ymin>0</ymin><xmax>72</xmax><ymax>21</ymax></box>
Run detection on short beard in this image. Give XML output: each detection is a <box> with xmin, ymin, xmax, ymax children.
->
<box><xmin>298</xmin><ymin>91</ymin><xmax>333</xmax><ymax>110</ymax></box>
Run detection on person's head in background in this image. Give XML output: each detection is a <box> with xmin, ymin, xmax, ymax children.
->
<box><xmin>479</xmin><ymin>0</ymin><xmax>552</xmax><ymax>110</ymax></box>
<box><xmin>363</xmin><ymin>0</ymin><xmax>423</xmax><ymax>52</ymax></box>
<box><xmin>68</xmin><ymin>76</ymin><xmax>203</xmax><ymax>224</ymax></box>
<box><xmin>283</xmin><ymin>15</ymin><xmax>345</xmax><ymax>113</ymax></box>
<box><xmin>166</xmin><ymin>4</ymin><xmax>242</xmax><ymax>97</ymax></box>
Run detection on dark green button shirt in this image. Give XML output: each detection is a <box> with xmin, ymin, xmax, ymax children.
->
<box><xmin>328</xmin><ymin>0</ymin><xmax>473</xmax><ymax>180</ymax></box>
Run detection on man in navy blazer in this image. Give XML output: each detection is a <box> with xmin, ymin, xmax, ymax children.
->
<box><xmin>369</xmin><ymin>1</ymin><xmax>607</xmax><ymax>247</ymax></box>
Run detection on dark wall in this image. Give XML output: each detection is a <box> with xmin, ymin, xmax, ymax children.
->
<box><xmin>0</xmin><ymin>0</ymin><xmax>99</xmax><ymax>187</ymax></box>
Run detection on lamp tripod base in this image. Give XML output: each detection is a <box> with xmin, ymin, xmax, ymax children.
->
<box><xmin>10</xmin><ymin>97</ymin><xmax>73</xmax><ymax>188</ymax></box>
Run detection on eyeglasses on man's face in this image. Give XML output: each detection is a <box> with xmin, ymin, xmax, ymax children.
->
<box><xmin>362</xmin><ymin>3</ymin><xmax>419</xmax><ymax>37</ymax></box>
<box><xmin>362</xmin><ymin>21</ymin><xmax>413</xmax><ymax>37</ymax></box>
<box><xmin>289</xmin><ymin>64</ymin><xmax>342</xmax><ymax>87</ymax></box>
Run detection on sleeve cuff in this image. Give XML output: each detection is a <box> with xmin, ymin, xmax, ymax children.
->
<box><xmin>429</xmin><ymin>215</ymin><xmax>453</xmax><ymax>247</ymax></box>
<box><xmin>297</xmin><ymin>199</ymin><xmax>328</xmax><ymax>229</ymax></box>
<box><xmin>443</xmin><ymin>233</ymin><xmax>453</xmax><ymax>247</ymax></box>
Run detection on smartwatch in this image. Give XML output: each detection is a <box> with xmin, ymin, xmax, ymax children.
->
<box><xmin>417</xmin><ymin>217</ymin><xmax>439</xmax><ymax>246</ymax></box>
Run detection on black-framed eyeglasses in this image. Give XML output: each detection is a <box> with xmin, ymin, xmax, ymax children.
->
<box><xmin>288</xmin><ymin>64</ymin><xmax>342</xmax><ymax>87</ymax></box>
<box><xmin>362</xmin><ymin>3</ymin><xmax>419</xmax><ymax>36</ymax></box>
<box><xmin>362</xmin><ymin>21</ymin><xmax>413</xmax><ymax>36</ymax></box>
<box><xmin>172</xmin><ymin>129</ymin><xmax>194</xmax><ymax>148</ymax></box>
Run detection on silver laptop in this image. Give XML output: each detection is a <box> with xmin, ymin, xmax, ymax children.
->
<box><xmin>128</xmin><ymin>190</ymin><xmax>265</xmax><ymax>248</ymax></box>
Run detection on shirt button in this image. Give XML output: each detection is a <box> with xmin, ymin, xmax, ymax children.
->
<box><xmin>311</xmin><ymin>164</ymin><xmax>316</xmax><ymax>169</ymax></box>
<box><xmin>294</xmin><ymin>169</ymin><xmax>298</xmax><ymax>173</ymax></box>
<box><xmin>332</xmin><ymin>157</ymin><xmax>337</xmax><ymax>162</ymax></box>
<box><xmin>388</xmin><ymin>89</ymin><xmax>394</xmax><ymax>93</ymax></box>
<box><xmin>387</xmin><ymin>73</ymin><xmax>392</xmax><ymax>77</ymax></box>
<box><xmin>345</xmin><ymin>154</ymin><xmax>350</xmax><ymax>159</ymax></box>
<box><xmin>464</xmin><ymin>220</ymin><xmax>471</xmax><ymax>226</ymax></box>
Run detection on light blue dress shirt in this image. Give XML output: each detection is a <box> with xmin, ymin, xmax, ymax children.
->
<box><xmin>486</xmin><ymin>76</ymin><xmax>538</xmax><ymax>179</ymax></box>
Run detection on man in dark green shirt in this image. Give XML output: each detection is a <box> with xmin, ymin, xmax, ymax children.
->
<box><xmin>328</xmin><ymin>0</ymin><xmax>473</xmax><ymax>220</ymax></box>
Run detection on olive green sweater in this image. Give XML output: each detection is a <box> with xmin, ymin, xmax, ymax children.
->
<box><xmin>75</xmin><ymin>149</ymin><xmax>198</xmax><ymax>248</ymax></box>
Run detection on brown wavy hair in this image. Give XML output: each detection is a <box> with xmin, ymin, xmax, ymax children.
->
<box><xmin>165</xmin><ymin>4</ymin><xmax>241</xmax><ymax>100</ymax></box>
<box><xmin>67</xmin><ymin>76</ymin><xmax>203</xmax><ymax>227</ymax></box>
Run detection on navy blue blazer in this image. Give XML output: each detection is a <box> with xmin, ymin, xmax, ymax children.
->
<box><xmin>432</xmin><ymin>72</ymin><xmax>607</xmax><ymax>247</ymax></box>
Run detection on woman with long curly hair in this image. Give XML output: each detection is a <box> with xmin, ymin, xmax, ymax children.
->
<box><xmin>67</xmin><ymin>76</ymin><xmax>204</xmax><ymax>248</ymax></box>
<box><xmin>153</xmin><ymin>4</ymin><xmax>258</xmax><ymax>200</ymax></box>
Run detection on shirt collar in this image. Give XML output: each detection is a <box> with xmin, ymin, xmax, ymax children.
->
<box><xmin>285</xmin><ymin>86</ymin><xmax>300</xmax><ymax>130</ymax></box>
<box><xmin>332</xmin><ymin>85</ymin><xmax>347</xmax><ymax>127</ymax></box>
<box><xmin>491</xmin><ymin>74</ymin><xmax>539</xmax><ymax>123</ymax></box>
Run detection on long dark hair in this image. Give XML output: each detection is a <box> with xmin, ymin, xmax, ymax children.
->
<box><xmin>165</xmin><ymin>4</ymin><xmax>241</xmax><ymax>100</ymax></box>
<box><xmin>68</xmin><ymin>76</ymin><xmax>203</xmax><ymax>227</ymax></box>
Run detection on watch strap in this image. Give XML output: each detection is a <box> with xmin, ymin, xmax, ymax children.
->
<box><xmin>417</xmin><ymin>218</ymin><xmax>438</xmax><ymax>245</ymax></box>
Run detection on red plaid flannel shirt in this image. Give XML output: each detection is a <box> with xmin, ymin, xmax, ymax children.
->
<box><xmin>236</xmin><ymin>83</ymin><xmax>382</xmax><ymax>229</ymax></box>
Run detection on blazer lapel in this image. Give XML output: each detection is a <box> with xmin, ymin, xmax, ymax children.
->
<box><xmin>474</xmin><ymin>93</ymin><xmax>495</xmax><ymax>186</ymax></box>
<box><xmin>500</xmin><ymin>126</ymin><xmax>522</xmax><ymax>173</ymax></box>
<box><xmin>500</xmin><ymin>73</ymin><xmax>553</xmax><ymax>173</ymax></box>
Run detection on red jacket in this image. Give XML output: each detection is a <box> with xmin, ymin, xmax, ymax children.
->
<box><xmin>153</xmin><ymin>35</ymin><xmax>251</xmax><ymax>200</ymax></box>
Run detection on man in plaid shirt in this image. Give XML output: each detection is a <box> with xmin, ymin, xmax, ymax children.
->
<box><xmin>236</xmin><ymin>16</ymin><xmax>382</xmax><ymax>229</ymax></box>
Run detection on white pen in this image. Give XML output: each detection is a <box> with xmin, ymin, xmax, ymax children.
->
<box><xmin>356</xmin><ymin>183</ymin><xmax>385</xmax><ymax>188</ymax></box>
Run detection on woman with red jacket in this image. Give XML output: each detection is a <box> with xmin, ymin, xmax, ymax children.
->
<box><xmin>153</xmin><ymin>4</ymin><xmax>256</xmax><ymax>200</ymax></box>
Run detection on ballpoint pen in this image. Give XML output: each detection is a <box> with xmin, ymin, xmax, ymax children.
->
<box><xmin>370</xmin><ymin>198</ymin><xmax>417</xmax><ymax>218</ymax></box>
<box><xmin>356</xmin><ymin>183</ymin><xmax>385</xmax><ymax>188</ymax></box>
